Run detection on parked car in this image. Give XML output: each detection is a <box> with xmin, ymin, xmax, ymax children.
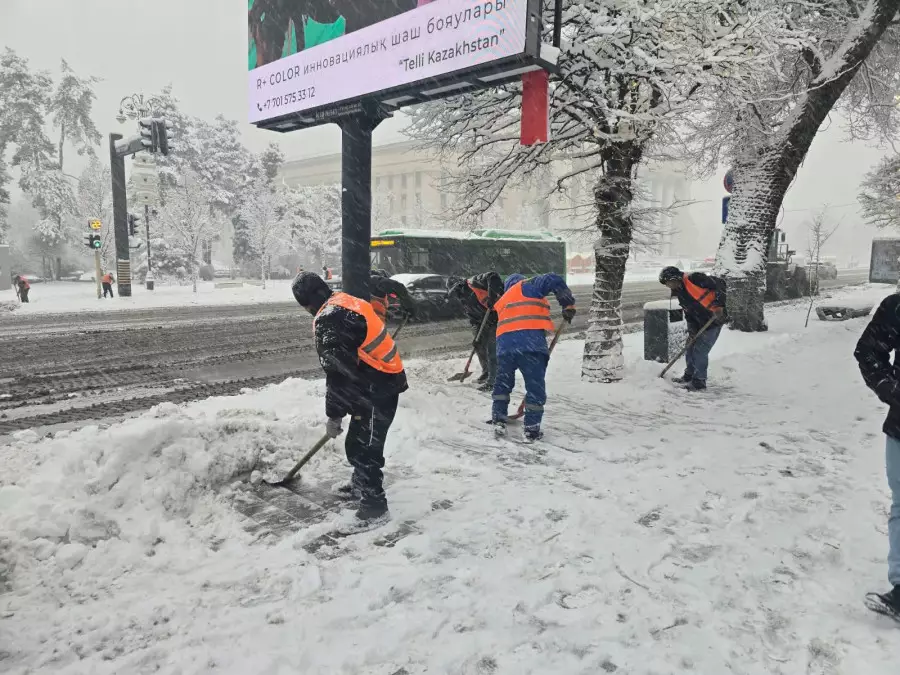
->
<box><xmin>390</xmin><ymin>273</ymin><xmax>464</xmax><ymax>321</ymax></box>
<box><xmin>808</xmin><ymin>260</ymin><xmax>838</xmax><ymax>280</ymax></box>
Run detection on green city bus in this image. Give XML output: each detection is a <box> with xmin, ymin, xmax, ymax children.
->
<box><xmin>370</xmin><ymin>229</ymin><xmax>567</xmax><ymax>279</ymax></box>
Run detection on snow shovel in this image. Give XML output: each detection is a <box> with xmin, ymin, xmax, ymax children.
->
<box><xmin>659</xmin><ymin>314</ymin><xmax>718</xmax><ymax>379</ymax></box>
<box><xmin>269</xmin><ymin>433</ymin><xmax>331</xmax><ymax>486</ymax></box>
<box><xmin>508</xmin><ymin>321</ymin><xmax>567</xmax><ymax>421</ymax></box>
<box><xmin>448</xmin><ymin>311</ymin><xmax>492</xmax><ymax>382</ymax></box>
<box><xmin>391</xmin><ymin>315</ymin><xmax>409</xmax><ymax>340</ymax></box>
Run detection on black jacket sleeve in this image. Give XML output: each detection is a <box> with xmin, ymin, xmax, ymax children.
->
<box><xmin>686</xmin><ymin>272</ymin><xmax>718</xmax><ymax>292</ymax></box>
<box><xmin>469</xmin><ymin>272</ymin><xmax>504</xmax><ymax>308</ymax></box>
<box><xmin>315</xmin><ymin>307</ymin><xmax>368</xmax><ymax>419</ymax></box>
<box><xmin>855</xmin><ymin>294</ymin><xmax>900</xmax><ymax>409</ymax></box>
<box><xmin>377</xmin><ymin>277</ymin><xmax>417</xmax><ymax>315</ymax></box>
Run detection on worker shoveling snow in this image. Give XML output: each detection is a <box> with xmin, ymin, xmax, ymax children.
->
<box><xmin>2</xmin><ymin>286</ymin><xmax>900</xmax><ymax>674</ymax></box>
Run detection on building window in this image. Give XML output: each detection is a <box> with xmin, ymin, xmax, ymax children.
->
<box><xmin>375</xmin><ymin>177</ymin><xmax>381</xmax><ymax>188</ymax></box>
<box><xmin>415</xmin><ymin>171</ymin><xmax>422</xmax><ymax>188</ymax></box>
<box><xmin>388</xmin><ymin>175</ymin><xmax>393</xmax><ymax>190</ymax></box>
<box><xmin>389</xmin><ymin>195</ymin><xmax>395</xmax><ymax>214</ymax></box>
<box><xmin>415</xmin><ymin>192</ymin><xmax>421</xmax><ymax>208</ymax></box>
<box><xmin>401</xmin><ymin>216</ymin><xmax>407</xmax><ymax>225</ymax></box>
<box><xmin>541</xmin><ymin>210</ymin><xmax>550</xmax><ymax>229</ymax></box>
<box><xmin>401</xmin><ymin>173</ymin><xmax>408</xmax><ymax>189</ymax></box>
<box><xmin>401</xmin><ymin>194</ymin><xmax>407</xmax><ymax>211</ymax></box>
<box><xmin>440</xmin><ymin>193</ymin><xmax>448</xmax><ymax>209</ymax></box>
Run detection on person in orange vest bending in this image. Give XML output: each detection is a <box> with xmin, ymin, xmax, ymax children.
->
<box><xmin>101</xmin><ymin>272</ymin><xmax>115</xmax><ymax>298</ymax></box>
<box><xmin>291</xmin><ymin>272</ymin><xmax>408</xmax><ymax>526</ymax></box>
<box><xmin>491</xmin><ymin>273</ymin><xmax>576</xmax><ymax>442</ymax></box>
<box><xmin>659</xmin><ymin>266</ymin><xmax>726</xmax><ymax>391</ymax></box>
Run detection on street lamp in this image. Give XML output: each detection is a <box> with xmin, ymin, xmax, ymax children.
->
<box><xmin>117</xmin><ymin>93</ymin><xmax>163</xmax><ymax>126</ymax></box>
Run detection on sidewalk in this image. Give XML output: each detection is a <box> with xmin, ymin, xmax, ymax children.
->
<box><xmin>1</xmin><ymin>285</ymin><xmax>898</xmax><ymax>674</ymax></box>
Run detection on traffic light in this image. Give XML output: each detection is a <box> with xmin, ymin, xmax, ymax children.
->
<box><xmin>139</xmin><ymin>117</ymin><xmax>158</xmax><ymax>153</ymax></box>
<box><xmin>156</xmin><ymin>119</ymin><xmax>172</xmax><ymax>156</ymax></box>
<box><xmin>128</xmin><ymin>213</ymin><xmax>140</xmax><ymax>236</ymax></box>
<box><xmin>83</xmin><ymin>233</ymin><xmax>101</xmax><ymax>249</ymax></box>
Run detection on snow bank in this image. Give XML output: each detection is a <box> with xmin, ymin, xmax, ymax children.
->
<box><xmin>2</xmin><ymin>284</ymin><xmax>899</xmax><ymax>673</ymax></box>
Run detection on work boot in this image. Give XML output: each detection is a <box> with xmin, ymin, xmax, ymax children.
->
<box><xmin>355</xmin><ymin>499</ymin><xmax>390</xmax><ymax>523</ymax></box>
<box><xmin>477</xmin><ymin>381</ymin><xmax>494</xmax><ymax>392</ymax></box>
<box><xmin>524</xmin><ymin>425</ymin><xmax>544</xmax><ymax>443</ymax></box>
<box><xmin>684</xmin><ymin>379</ymin><xmax>707</xmax><ymax>391</ymax></box>
<box><xmin>476</xmin><ymin>371</ymin><xmax>489</xmax><ymax>384</ymax></box>
<box><xmin>493</xmin><ymin>419</ymin><xmax>507</xmax><ymax>438</ymax></box>
<box><xmin>672</xmin><ymin>372</ymin><xmax>694</xmax><ymax>384</ymax></box>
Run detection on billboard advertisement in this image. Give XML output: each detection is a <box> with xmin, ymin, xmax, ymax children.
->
<box><xmin>248</xmin><ymin>0</ymin><xmax>529</xmax><ymax>124</ymax></box>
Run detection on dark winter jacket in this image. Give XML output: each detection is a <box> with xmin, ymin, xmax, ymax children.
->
<box><xmin>672</xmin><ymin>272</ymin><xmax>726</xmax><ymax>331</ymax></box>
<box><xmin>447</xmin><ymin>272</ymin><xmax>505</xmax><ymax>327</ymax></box>
<box><xmin>371</xmin><ymin>274</ymin><xmax>417</xmax><ymax>317</ymax></box>
<box><xmin>314</xmin><ymin>300</ymin><xmax>408</xmax><ymax>419</ymax></box>
<box><xmin>855</xmin><ymin>293</ymin><xmax>900</xmax><ymax>438</ymax></box>
<box><xmin>496</xmin><ymin>273</ymin><xmax>575</xmax><ymax>357</ymax></box>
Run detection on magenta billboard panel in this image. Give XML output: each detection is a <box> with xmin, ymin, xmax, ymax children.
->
<box><xmin>248</xmin><ymin>0</ymin><xmax>529</xmax><ymax>124</ymax></box>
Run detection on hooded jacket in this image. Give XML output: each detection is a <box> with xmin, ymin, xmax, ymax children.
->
<box><xmin>495</xmin><ymin>273</ymin><xmax>574</xmax><ymax>356</ymax></box>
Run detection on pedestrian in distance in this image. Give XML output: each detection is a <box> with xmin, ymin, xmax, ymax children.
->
<box><xmin>491</xmin><ymin>273</ymin><xmax>576</xmax><ymax>442</ymax></box>
<box><xmin>291</xmin><ymin>272</ymin><xmax>408</xmax><ymax>525</ymax></box>
<box><xmin>102</xmin><ymin>272</ymin><xmax>115</xmax><ymax>298</ymax></box>
<box><xmin>447</xmin><ymin>272</ymin><xmax>504</xmax><ymax>392</ymax></box>
<box><xmin>854</xmin><ymin>293</ymin><xmax>900</xmax><ymax>621</ymax></box>
<box><xmin>658</xmin><ymin>266</ymin><xmax>726</xmax><ymax>391</ymax></box>
<box><xmin>14</xmin><ymin>275</ymin><xmax>30</xmax><ymax>303</ymax></box>
<box><xmin>370</xmin><ymin>269</ymin><xmax>417</xmax><ymax>324</ymax></box>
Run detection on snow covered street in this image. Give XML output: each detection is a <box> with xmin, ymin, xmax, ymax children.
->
<box><xmin>2</xmin><ymin>286</ymin><xmax>900</xmax><ymax>674</ymax></box>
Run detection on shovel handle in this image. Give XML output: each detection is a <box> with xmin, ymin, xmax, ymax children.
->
<box><xmin>509</xmin><ymin>322</ymin><xmax>567</xmax><ymax>420</ymax></box>
<box><xmin>659</xmin><ymin>315</ymin><xmax>718</xmax><ymax>378</ymax></box>
<box><xmin>282</xmin><ymin>433</ymin><xmax>331</xmax><ymax>483</ymax></box>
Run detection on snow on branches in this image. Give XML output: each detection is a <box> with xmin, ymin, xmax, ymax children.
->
<box><xmin>860</xmin><ymin>153</ymin><xmax>900</xmax><ymax>229</ymax></box>
<box><xmin>239</xmin><ymin>178</ymin><xmax>288</xmax><ymax>289</ymax></box>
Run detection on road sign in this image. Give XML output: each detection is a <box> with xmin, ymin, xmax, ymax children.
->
<box><xmin>723</xmin><ymin>169</ymin><xmax>734</xmax><ymax>194</ymax></box>
<box><xmin>89</xmin><ymin>219</ymin><xmax>102</xmax><ymax>230</ymax></box>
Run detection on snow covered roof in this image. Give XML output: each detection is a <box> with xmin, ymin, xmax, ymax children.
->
<box><xmin>374</xmin><ymin>228</ymin><xmax>562</xmax><ymax>242</ymax></box>
<box><xmin>391</xmin><ymin>273</ymin><xmax>441</xmax><ymax>286</ymax></box>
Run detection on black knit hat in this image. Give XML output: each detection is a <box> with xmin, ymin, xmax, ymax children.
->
<box><xmin>291</xmin><ymin>272</ymin><xmax>332</xmax><ymax>310</ymax></box>
<box><xmin>659</xmin><ymin>266</ymin><xmax>682</xmax><ymax>284</ymax></box>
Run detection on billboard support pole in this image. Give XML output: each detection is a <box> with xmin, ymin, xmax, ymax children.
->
<box><xmin>339</xmin><ymin>106</ymin><xmax>386</xmax><ymax>301</ymax></box>
<box><xmin>109</xmin><ymin>133</ymin><xmax>132</xmax><ymax>297</ymax></box>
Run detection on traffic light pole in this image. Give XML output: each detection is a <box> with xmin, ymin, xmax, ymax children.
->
<box><xmin>144</xmin><ymin>203</ymin><xmax>152</xmax><ymax>273</ymax></box>
<box><xmin>109</xmin><ymin>133</ymin><xmax>131</xmax><ymax>297</ymax></box>
<box><xmin>94</xmin><ymin>249</ymin><xmax>103</xmax><ymax>300</ymax></box>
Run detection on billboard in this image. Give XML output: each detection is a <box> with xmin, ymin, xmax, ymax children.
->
<box><xmin>248</xmin><ymin>0</ymin><xmax>531</xmax><ymax>126</ymax></box>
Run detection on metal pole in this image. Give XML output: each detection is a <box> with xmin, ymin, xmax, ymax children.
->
<box><xmin>94</xmin><ymin>249</ymin><xmax>103</xmax><ymax>300</ymax></box>
<box><xmin>109</xmin><ymin>133</ymin><xmax>131</xmax><ymax>297</ymax></box>
<box><xmin>144</xmin><ymin>203</ymin><xmax>152</xmax><ymax>274</ymax></box>
<box><xmin>339</xmin><ymin>114</ymin><xmax>377</xmax><ymax>301</ymax></box>
<box><xmin>553</xmin><ymin>0</ymin><xmax>563</xmax><ymax>47</ymax></box>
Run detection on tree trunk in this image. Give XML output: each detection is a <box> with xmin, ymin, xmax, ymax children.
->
<box><xmin>58</xmin><ymin>123</ymin><xmax>65</xmax><ymax>172</ymax></box>
<box><xmin>715</xmin><ymin>0</ymin><xmax>900</xmax><ymax>331</ymax></box>
<box><xmin>582</xmin><ymin>146</ymin><xmax>641</xmax><ymax>383</ymax></box>
<box><xmin>261</xmin><ymin>256</ymin><xmax>267</xmax><ymax>290</ymax></box>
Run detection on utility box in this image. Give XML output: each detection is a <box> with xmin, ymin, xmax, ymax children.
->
<box><xmin>644</xmin><ymin>300</ymin><xmax>686</xmax><ymax>363</ymax></box>
<box><xmin>870</xmin><ymin>238</ymin><xmax>900</xmax><ymax>284</ymax></box>
<box><xmin>0</xmin><ymin>245</ymin><xmax>11</xmax><ymax>291</ymax></box>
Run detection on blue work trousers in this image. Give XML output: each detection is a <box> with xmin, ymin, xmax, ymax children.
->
<box><xmin>492</xmin><ymin>351</ymin><xmax>548</xmax><ymax>428</ymax></box>
<box><xmin>685</xmin><ymin>323</ymin><xmax>722</xmax><ymax>384</ymax></box>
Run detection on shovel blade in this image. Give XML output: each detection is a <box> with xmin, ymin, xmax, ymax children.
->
<box><xmin>447</xmin><ymin>371</ymin><xmax>472</xmax><ymax>382</ymax></box>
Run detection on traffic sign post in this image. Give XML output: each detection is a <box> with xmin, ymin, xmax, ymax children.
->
<box><xmin>94</xmin><ymin>249</ymin><xmax>103</xmax><ymax>300</ymax></box>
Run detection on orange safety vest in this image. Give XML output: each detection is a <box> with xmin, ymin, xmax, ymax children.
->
<box><xmin>315</xmin><ymin>292</ymin><xmax>404</xmax><ymax>374</ymax></box>
<box><xmin>371</xmin><ymin>294</ymin><xmax>388</xmax><ymax>320</ymax></box>
<box><xmin>494</xmin><ymin>280</ymin><xmax>554</xmax><ymax>337</ymax></box>
<box><xmin>467</xmin><ymin>279</ymin><xmax>490</xmax><ymax>308</ymax></box>
<box><xmin>19</xmin><ymin>277</ymin><xmax>29</xmax><ymax>289</ymax></box>
<box><xmin>102</xmin><ymin>274</ymin><xmax>113</xmax><ymax>284</ymax></box>
<box><xmin>683</xmin><ymin>274</ymin><xmax>720</xmax><ymax>310</ymax></box>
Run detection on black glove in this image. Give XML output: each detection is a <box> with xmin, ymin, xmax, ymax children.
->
<box><xmin>562</xmin><ymin>307</ymin><xmax>576</xmax><ymax>324</ymax></box>
<box><xmin>325</xmin><ymin>417</ymin><xmax>343</xmax><ymax>439</ymax></box>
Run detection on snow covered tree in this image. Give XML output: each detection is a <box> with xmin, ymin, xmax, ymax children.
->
<box><xmin>407</xmin><ymin>0</ymin><xmax>799</xmax><ymax>381</ymax></box>
<box><xmin>239</xmin><ymin>178</ymin><xmax>288</xmax><ymax>288</ymax></box>
<box><xmin>284</xmin><ymin>183</ymin><xmax>342</xmax><ymax>269</ymax></box>
<box><xmin>48</xmin><ymin>59</ymin><xmax>101</xmax><ymax>172</ymax></box>
<box><xmin>70</xmin><ymin>157</ymin><xmax>114</xmax><ymax>268</ymax></box>
<box><xmin>684</xmin><ymin>0</ymin><xmax>900</xmax><ymax>331</ymax></box>
<box><xmin>154</xmin><ymin>169</ymin><xmax>227</xmax><ymax>292</ymax></box>
<box><xmin>859</xmin><ymin>153</ymin><xmax>900</xmax><ymax>230</ymax></box>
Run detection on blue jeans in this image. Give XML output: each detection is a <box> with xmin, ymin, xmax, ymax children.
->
<box><xmin>685</xmin><ymin>323</ymin><xmax>722</xmax><ymax>383</ymax></box>
<box><xmin>492</xmin><ymin>351</ymin><xmax>548</xmax><ymax>428</ymax></box>
<box><xmin>886</xmin><ymin>436</ymin><xmax>900</xmax><ymax>586</ymax></box>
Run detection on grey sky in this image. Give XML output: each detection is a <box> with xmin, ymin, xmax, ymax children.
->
<box><xmin>1</xmin><ymin>0</ymin><xmax>892</xmax><ymax>262</ymax></box>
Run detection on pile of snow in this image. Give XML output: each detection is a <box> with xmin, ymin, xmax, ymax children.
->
<box><xmin>1</xmin><ymin>280</ymin><xmax>296</xmax><ymax>315</ymax></box>
<box><xmin>2</xmin><ymin>285</ymin><xmax>900</xmax><ymax>673</ymax></box>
